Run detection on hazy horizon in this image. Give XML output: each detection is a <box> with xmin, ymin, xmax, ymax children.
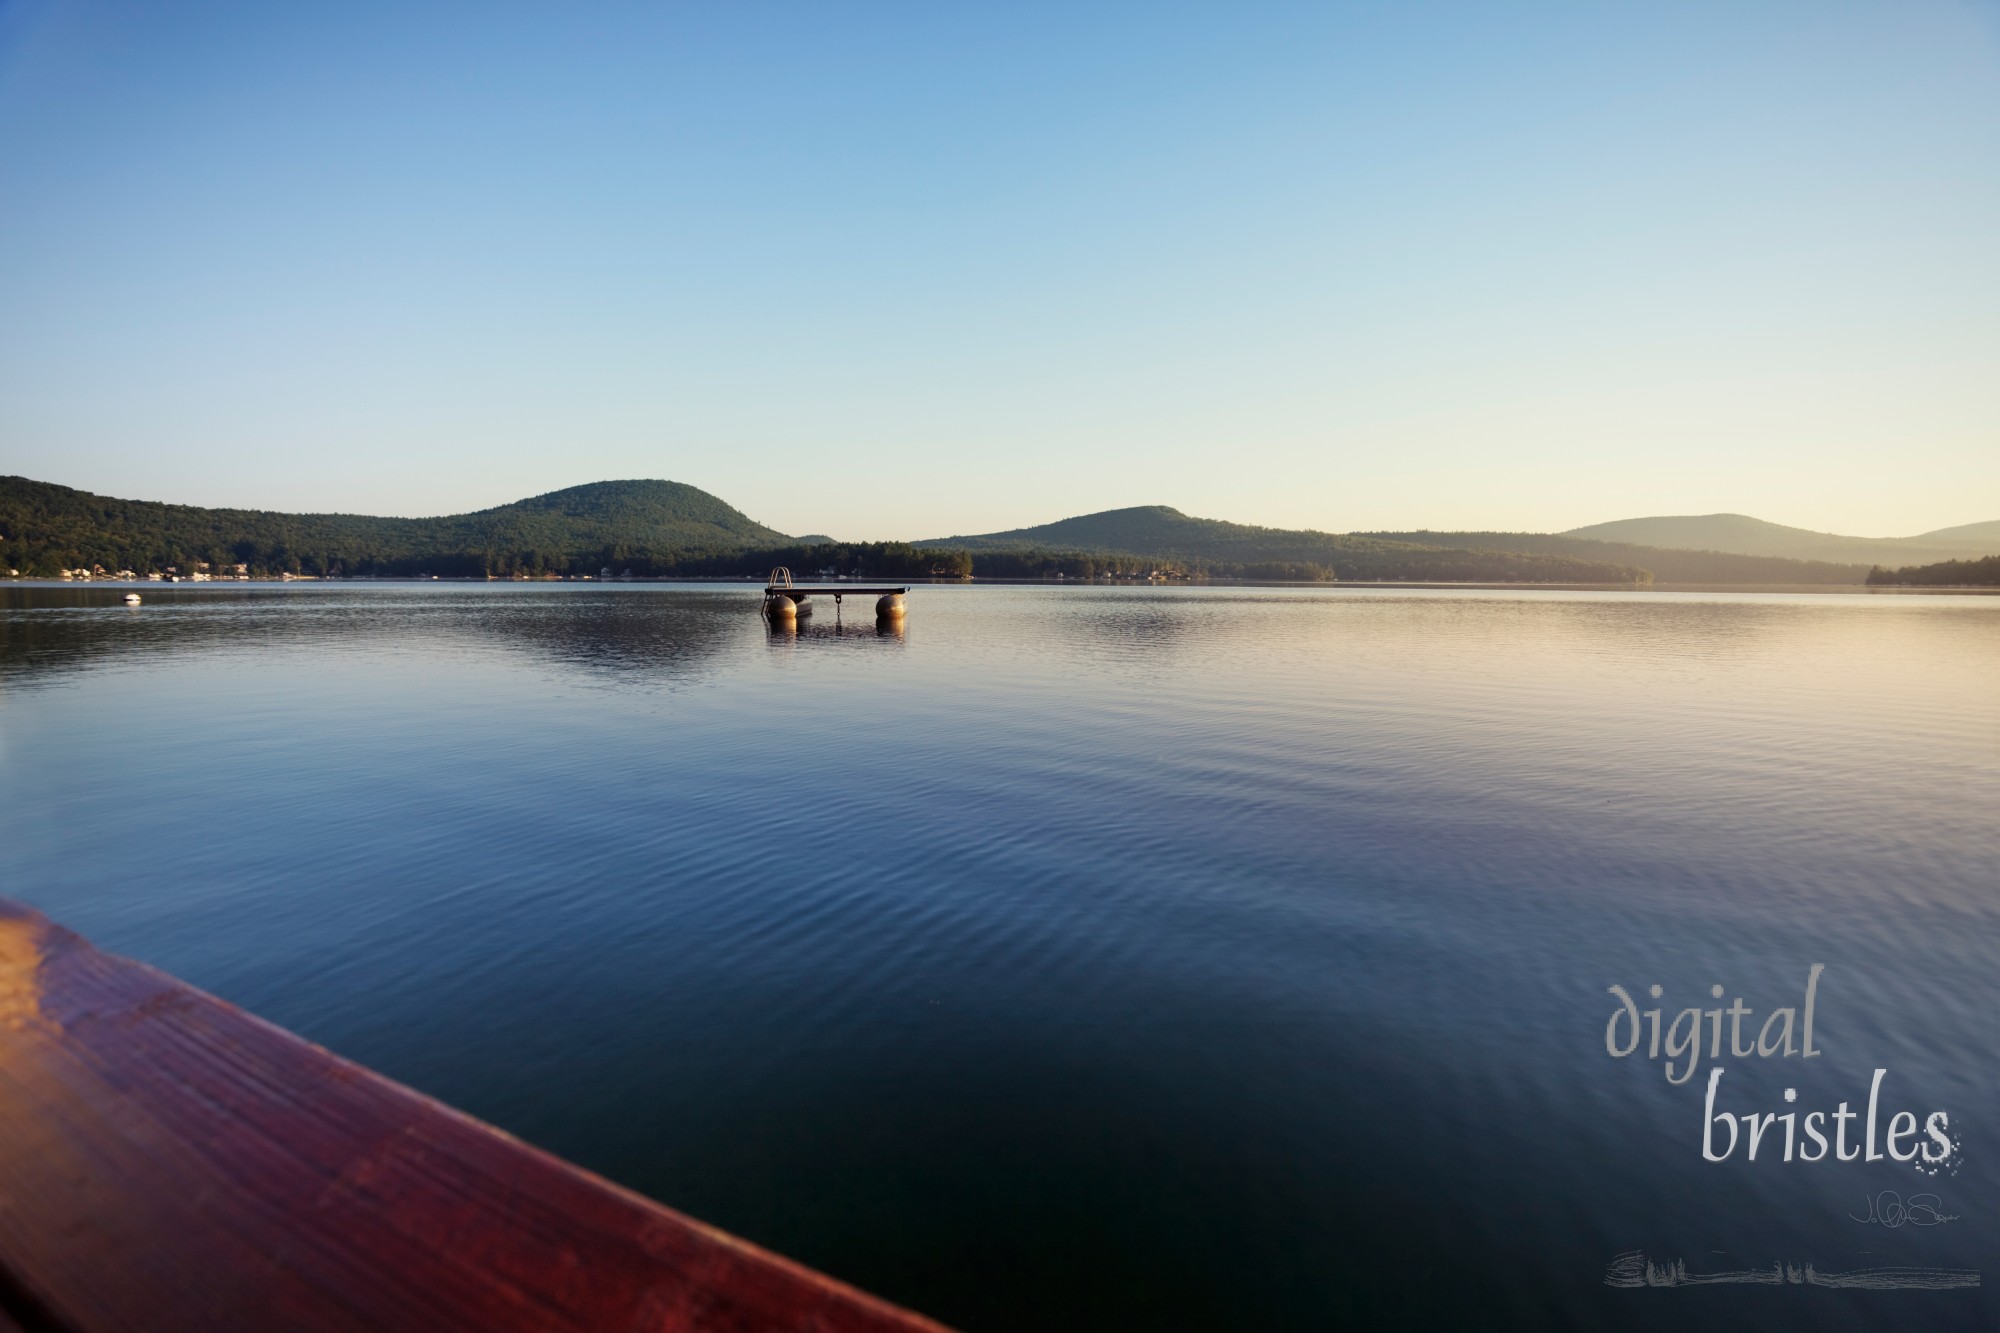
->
<box><xmin>3</xmin><ymin>2</ymin><xmax>1996</xmax><ymax>540</ymax></box>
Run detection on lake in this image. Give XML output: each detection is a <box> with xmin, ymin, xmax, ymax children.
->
<box><xmin>2</xmin><ymin>582</ymin><xmax>1995</xmax><ymax>1331</ymax></box>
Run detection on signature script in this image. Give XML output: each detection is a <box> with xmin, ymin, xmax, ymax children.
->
<box><xmin>1850</xmin><ymin>1191</ymin><xmax>1958</xmax><ymax>1228</ymax></box>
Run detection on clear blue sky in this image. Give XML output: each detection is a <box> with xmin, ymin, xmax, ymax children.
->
<box><xmin>2</xmin><ymin>1</ymin><xmax>1995</xmax><ymax>539</ymax></box>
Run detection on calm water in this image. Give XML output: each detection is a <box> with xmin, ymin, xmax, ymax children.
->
<box><xmin>3</xmin><ymin>583</ymin><xmax>1996</xmax><ymax>1331</ymax></box>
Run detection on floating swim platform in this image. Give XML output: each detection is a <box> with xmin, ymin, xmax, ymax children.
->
<box><xmin>762</xmin><ymin>567</ymin><xmax>909</xmax><ymax>620</ymax></box>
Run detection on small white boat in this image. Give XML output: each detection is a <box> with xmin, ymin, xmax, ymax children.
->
<box><xmin>123</xmin><ymin>593</ymin><xmax>142</xmax><ymax>605</ymax></box>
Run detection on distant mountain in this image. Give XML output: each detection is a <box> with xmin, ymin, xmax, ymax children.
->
<box><xmin>1912</xmin><ymin>518</ymin><xmax>2000</xmax><ymax>546</ymax></box>
<box><xmin>1559</xmin><ymin>513</ymin><xmax>1997</xmax><ymax>567</ymax></box>
<box><xmin>925</xmin><ymin>504</ymin><xmax>1484</xmax><ymax>561</ymax></box>
<box><xmin>1360</xmin><ymin>531</ymin><xmax>1867</xmax><ymax>585</ymax></box>
<box><xmin>16</xmin><ymin>476</ymin><xmax>1974</xmax><ymax>586</ymax></box>
<box><xmin>468</xmin><ymin>479</ymin><xmax>789</xmax><ymax>547</ymax></box>
<box><xmin>931</xmin><ymin>505</ymin><xmax>1890</xmax><ymax>584</ymax></box>
<box><xmin>1</xmin><ymin>477</ymin><xmax>790</xmax><ymax>578</ymax></box>
<box><xmin>922</xmin><ymin>506</ymin><xmax>1648</xmax><ymax>583</ymax></box>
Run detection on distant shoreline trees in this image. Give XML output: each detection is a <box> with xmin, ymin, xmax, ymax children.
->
<box><xmin>1866</xmin><ymin>555</ymin><xmax>2000</xmax><ymax>587</ymax></box>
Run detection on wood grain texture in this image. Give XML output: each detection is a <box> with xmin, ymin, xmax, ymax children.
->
<box><xmin>0</xmin><ymin>899</ymin><xmax>953</xmax><ymax>1333</ymax></box>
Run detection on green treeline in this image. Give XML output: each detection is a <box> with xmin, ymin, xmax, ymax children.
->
<box><xmin>948</xmin><ymin>550</ymin><xmax>1332</xmax><ymax>580</ymax></box>
<box><xmin>1866</xmin><ymin>555</ymin><xmax>2000</xmax><ymax>586</ymax></box>
<box><xmin>1330</xmin><ymin>548</ymin><xmax>1648</xmax><ymax>583</ymax></box>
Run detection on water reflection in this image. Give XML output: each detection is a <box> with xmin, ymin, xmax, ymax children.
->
<box><xmin>764</xmin><ymin>611</ymin><xmax>908</xmax><ymax>649</ymax></box>
<box><xmin>1</xmin><ymin>583</ymin><xmax>1996</xmax><ymax>1332</ymax></box>
<box><xmin>0</xmin><ymin>584</ymin><xmax>750</xmax><ymax>690</ymax></box>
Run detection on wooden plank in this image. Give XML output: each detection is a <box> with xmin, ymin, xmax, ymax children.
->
<box><xmin>0</xmin><ymin>898</ymin><xmax>952</xmax><ymax>1333</ymax></box>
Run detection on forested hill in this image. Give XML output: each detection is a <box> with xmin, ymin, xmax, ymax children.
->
<box><xmin>1559</xmin><ymin>513</ymin><xmax>1995</xmax><ymax>568</ymax></box>
<box><xmin>1359</xmin><ymin>531</ymin><xmax>1867</xmax><ymax>585</ymax></box>
<box><xmin>922</xmin><ymin>505</ymin><xmax>1837</xmax><ymax>583</ymax></box>
<box><xmin>1913</xmin><ymin>519</ymin><xmax>2000</xmax><ymax>547</ymax></box>
<box><xmin>12</xmin><ymin>478</ymin><xmax>1931</xmax><ymax>585</ymax></box>
<box><xmin>918</xmin><ymin>505</ymin><xmax>1649</xmax><ymax>582</ymax></box>
<box><xmin>0</xmin><ymin>477</ymin><xmax>791</xmax><ymax>578</ymax></box>
<box><xmin>925</xmin><ymin>505</ymin><xmax>1284</xmax><ymax>556</ymax></box>
<box><xmin>916</xmin><ymin>505</ymin><xmax>1618</xmax><ymax>573</ymax></box>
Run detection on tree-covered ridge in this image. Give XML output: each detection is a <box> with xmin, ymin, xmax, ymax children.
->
<box><xmin>5</xmin><ymin>478</ymin><xmax>1654</xmax><ymax>583</ymax></box>
<box><xmin>1913</xmin><ymin>518</ymin><xmax>2000</xmax><ymax>546</ymax></box>
<box><xmin>922</xmin><ymin>505</ymin><xmax>1819</xmax><ymax>583</ymax></box>
<box><xmin>469</xmin><ymin>480</ymin><xmax>786</xmax><ymax>541</ymax></box>
<box><xmin>1360</xmin><ymin>531</ymin><xmax>1868</xmax><ymax>585</ymax></box>
<box><xmin>1865</xmin><ymin>555</ymin><xmax>2000</xmax><ymax>586</ymax></box>
<box><xmin>959</xmin><ymin>545</ymin><xmax>1644</xmax><ymax>583</ymax></box>
<box><xmin>34</xmin><ymin>475</ymin><xmax>1937</xmax><ymax>585</ymax></box>
<box><xmin>1558</xmin><ymin>513</ymin><xmax>1994</xmax><ymax>568</ymax></box>
<box><xmin>923</xmin><ymin>504</ymin><xmax>1392</xmax><ymax>561</ymax></box>
<box><xmin>0</xmin><ymin>477</ymin><xmax>789</xmax><ymax>578</ymax></box>
<box><xmin>919</xmin><ymin>505</ymin><xmax>1646</xmax><ymax>577</ymax></box>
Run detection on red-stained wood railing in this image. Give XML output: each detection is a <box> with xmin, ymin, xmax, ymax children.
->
<box><xmin>0</xmin><ymin>898</ymin><xmax>952</xmax><ymax>1333</ymax></box>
